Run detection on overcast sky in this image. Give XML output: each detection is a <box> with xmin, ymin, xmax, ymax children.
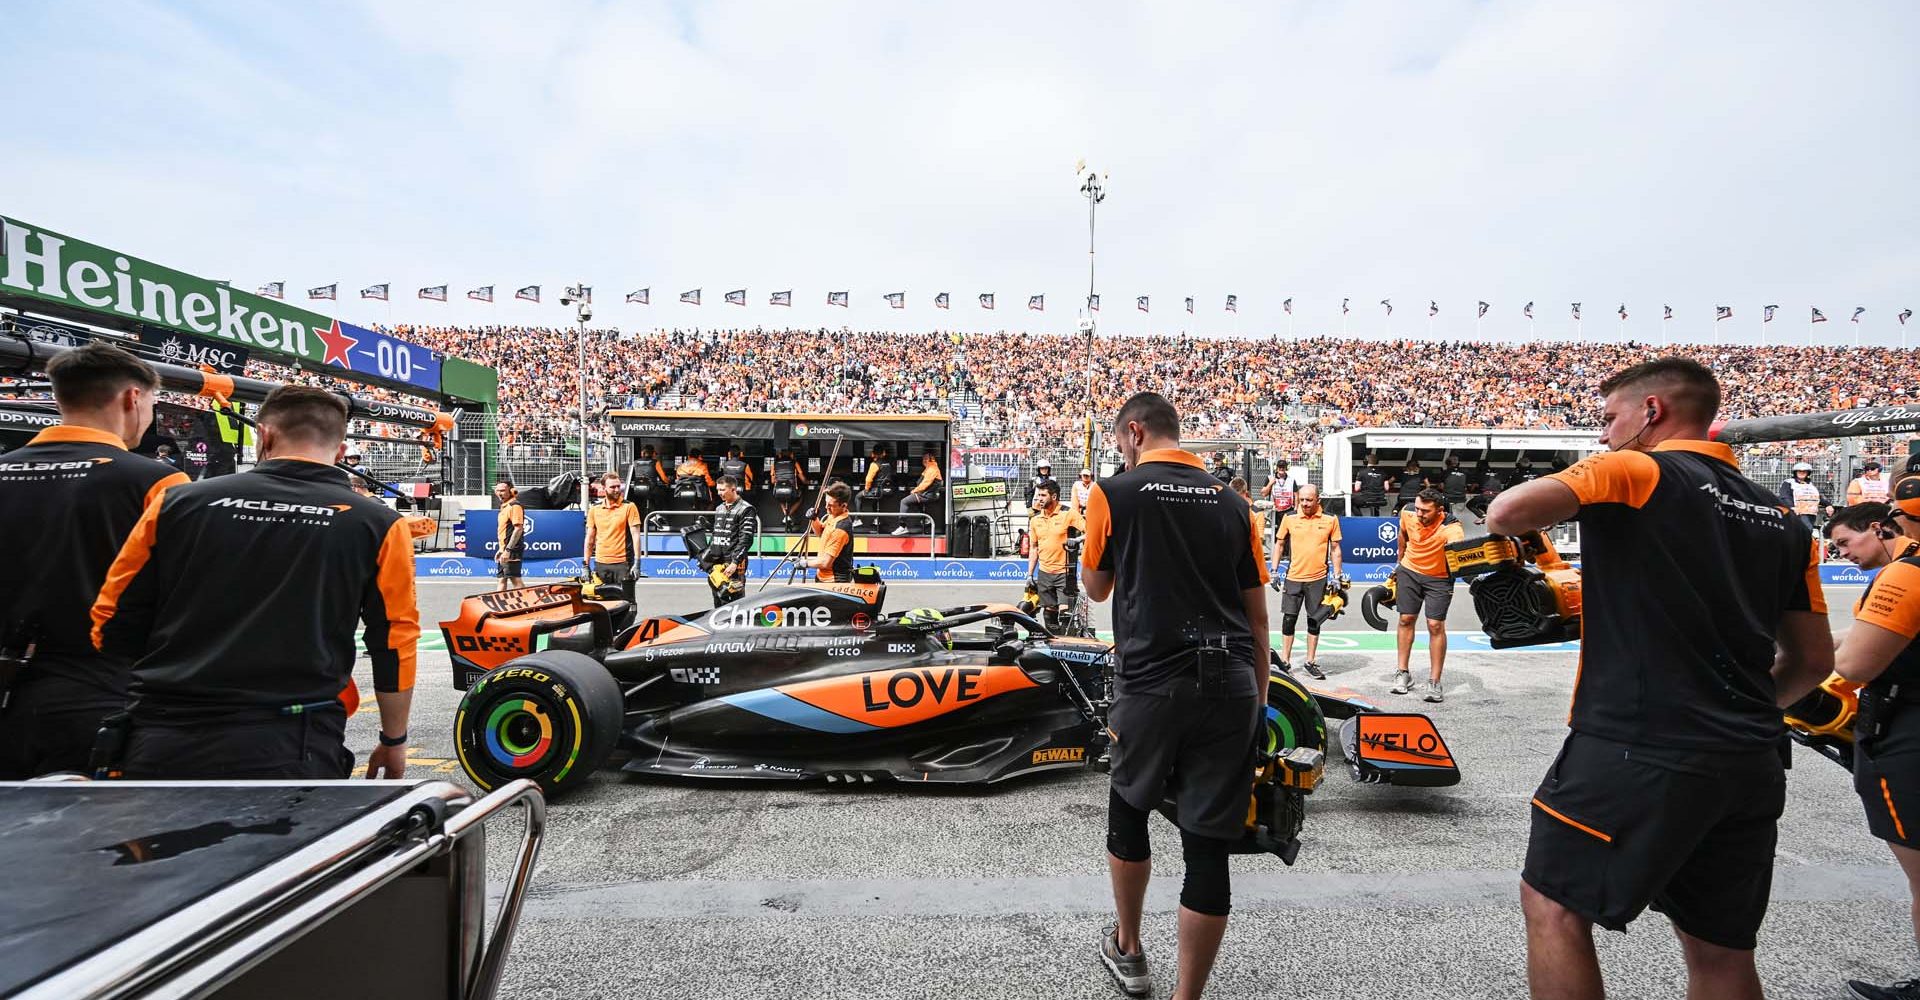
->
<box><xmin>5</xmin><ymin>1</ymin><xmax>1916</xmax><ymax>345</ymax></box>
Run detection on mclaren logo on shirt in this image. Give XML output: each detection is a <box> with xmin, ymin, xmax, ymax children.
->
<box><xmin>0</xmin><ymin>457</ymin><xmax>112</xmax><ymax>472</ymax></box>
<box><xmin>1695</xmin><ymin>482</ymin><xmax>1786</xmax><ymax>519</ymax></box>
<box><xmin>1139</xmin><ymin>481</ymin><xmax>1223</xmax><ymax>496</ymax></box>
<box><xmin>207</xmin><ymin>497</ymin><xmax>355</xmax><ymax>517</ymax></box>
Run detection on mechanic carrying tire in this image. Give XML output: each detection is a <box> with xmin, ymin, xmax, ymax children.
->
<box><xmin>1828</xmin><ymin>497</ymin><xmax>1920</xmax><ymax>1000</ymax></box>
<box><xmin>89</xmin><ymin>386</ymin><xmax>419</xmax><ymax>781</ymax></box>
<box><xmin>1080</xmin><ymin>391</ymin><xmax>1271</xmax><ymax>1000</ymax></box>
<box><xmin>0</xmin><ymin>344</ymin><xmax>188</xmax><ymax>779</ymax></box>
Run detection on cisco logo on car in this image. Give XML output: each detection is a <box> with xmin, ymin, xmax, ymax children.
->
<box><xmin>989</xmin><ymin>562</ymin><xmax>1028</xmax><ymax>580</ymax></box>
<box><xmin>932</xmin><ymin>561</ymin><xmax>971</xmax><ymax>580</ymax></box>
<box><xmin>1377</xmin><ymin>522</ymin><xmax>1398</xmax><ymax>543</ymax></box>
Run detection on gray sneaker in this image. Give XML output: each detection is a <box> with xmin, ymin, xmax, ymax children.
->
<box><xmin>1850</xmin><ymin>979</ymin><xmax>1920</xmax><ymax>1000</ymax></box>
<box><xmin>1390</xmin><ymin>671</ymin><xmax>1413</xmax><ymax>695</ymax></box>
<box><xmin>1425</xmin><ymin>680</ymin><xmax>1445</xmax><ymax>703</ymax></box>
<box><xmin>1100</xmin><ymin>924</ymin><xmax>1151</xmax><ymax>997</ymax></box>
<box><xmin>1302</xmin><ymin>661</ymin><xmax>1327</xmax><ymax>680</ymax></box>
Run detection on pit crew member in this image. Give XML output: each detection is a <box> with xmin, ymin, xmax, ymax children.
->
<box><xmin>896</xmin><ymin>448</ymin><xmax>944</xmax><ymax>535</ymax></box>
<box><xmin>91</xmin><ymin>386</ymin><xmax>418</xmax><ymax>780</ymax></box>
<box><xmin>703</xmin><ymin>476</ymin><xmax>759</xmax><ymax>606</ymax></box>
<box><xmin>585</xmin><ymin>470</ymin><xmax>643</xmax><ymax>591</ymax></box>
<box><xmin>1271</xmin><ymin>484</ymin><xmax>1341</xmax><ymax>681</ymax></box>
<box><xmin>0</xmin><ymin>344</ymin><xmax>186</xmax><ymax>779</ymax></box>
<box><xmin>1082</xmin><ymin>391</ymin><xmax>1270</xmax><ymax>1000</ymax></box>
<box><xmin>1391</xmin><ymin>489</ymin><xmax>1464</xmax><ymax>701</ymax></box>
<box><xmin>1486</xmin><ymin>357</ymin><xmax>1832</xmax><ymax>1000</ymax></box>
<box><xmin>1026</xmin><ymin>481</ymin><xmax>1085</xmax><ymax>630</ymax></box>
<box><xmin>494</xmin><ymin>479</ymin><xmax>526</xmax><ymax>591</ymax></box>
<box><xmin>1352</xmin><ymin>453</ymin><xmax>1390</xmax><ymax>517</ymax></box>
<box><xmin>810</xmin><ymin>482</ymin><xmax>856</xmax><ymax>583</ymax></box>
<box><xmin>771</xmin><ymin>447</ymin><xmax>809</xmax><ymax>531</ymax></box>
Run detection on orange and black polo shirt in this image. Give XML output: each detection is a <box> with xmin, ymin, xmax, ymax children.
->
<box><xmin>1398</xmin><ymin>508</ymin><xmax>1464</xmax><ymax>577</ymax></box>
<box><xmin>1277</xmin><ymin>511</ymin><xmax>1342</xmax><ymax>582</ymax></box>
<box><xmin>1029</xmin><ymin>504</ymin><xmax>1085</xmax><ymax>575</ymax></box>
<box><xmin>1547</xmin><ymin>439</ymin><xmax>1826</xmax><ymax>750</ymax></box>
<box><xmin>92</xmin><ymin>457</ymin><xmax>418</xmax><ymax>715</ymax></box>
<box><xmin>815</xmin><ymin>512</ymin><xmax>854</xmax><ymax>582</ymax></box>
<box><xmin>1082</xmin><ymin>448</ymin><xmax>1270</xmax><ymax>696</ymax></box>
<box><xmin>1853</xmin><ymin>553</ymin><xmax>1920</xmax><ymax>692</ymax></box>
<box><xmin>0</xmin><ymin>425</ymin><xmax>187</xmax><ymax>694</ymax></box>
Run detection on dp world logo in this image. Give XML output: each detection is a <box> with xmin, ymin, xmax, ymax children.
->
<box><xmin>428</xmin><ymin>558</ymin><xmax>476</xmax><ymax>577</ymax></box>
<box><xmin>988</xmin><ymin>561</ymin><xmax>1028</xmax><ymax>580</ymax></box>
<box><xmin>932</xmin><ymin>561</ymin><xmax>971</xmax><ymax>580</ymax></box>
<box><xmin>1377</xmin><ymin>522</ymin><xmax>1398</xmax><ymax>543</ymax></box>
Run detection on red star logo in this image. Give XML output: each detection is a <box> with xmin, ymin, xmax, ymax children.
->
<box><xmin>315</xmin><ymin>319</ymin><xmax>359</xmax><ymax>367</ymax></box>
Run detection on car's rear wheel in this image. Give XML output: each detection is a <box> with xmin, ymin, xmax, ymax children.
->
<box><xmin>455</xmin><ymin>651</ymin><xmax>623</xmax><ymax>796</ymax></box>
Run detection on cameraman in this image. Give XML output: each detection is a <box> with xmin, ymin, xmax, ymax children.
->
<box><xmin>1485</xmin><ymin>357</ymin><xmax>1832</xmax><ymax>1000</ymax></box>
<box><xmin>0</xmin><ymin>344</ymin><xmax>187</xmax><ymax>778</ymax></box>
<box><xmin>1827</xmin><ymin>501</ymin><xmax>1920</xmax><ymax>1000</ymax></box>
<box><xmin>1081</xmin><ymin>392</ymin><xmax>1269</xmax><ymax>1000</ymax></box>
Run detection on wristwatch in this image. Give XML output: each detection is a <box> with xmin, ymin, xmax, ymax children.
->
<box><xmin>379</xmin><ymin>730</ymin><xmax>408</xmax><ymax>747</ymax></box>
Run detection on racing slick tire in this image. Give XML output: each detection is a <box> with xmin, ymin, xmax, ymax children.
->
<box><xmin>1265</xmin><ymin>668</ymin><xmax>1328</xmax><ymax>760</ymax></box>
<box><xmin>455</xmin><ymin>651</ymin><xmax>623</xmax><ymax>797</ymax></box>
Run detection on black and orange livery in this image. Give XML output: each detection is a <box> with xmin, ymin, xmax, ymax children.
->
<box><xmin>92</xmin><ymin>457</ymin><xmax>419</xmax><ymax>715</ymax></box>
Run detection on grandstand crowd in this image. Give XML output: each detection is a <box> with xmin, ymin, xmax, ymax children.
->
<box><xmin>371</xmin><ymin>324</ymin><xmax>1920</xmax><ymax>463</ymax></box>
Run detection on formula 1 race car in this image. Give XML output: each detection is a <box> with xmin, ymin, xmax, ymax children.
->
<box><xmin>440</xmin><ymin>576</ymin><xmax>1459</xmax><ymax>860</ymax></box>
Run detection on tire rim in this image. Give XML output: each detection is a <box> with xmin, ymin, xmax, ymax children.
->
<box><xmin>483</xmin><ymin>697</ymin><xmax>555</xmax><ymax>770</ymax></box>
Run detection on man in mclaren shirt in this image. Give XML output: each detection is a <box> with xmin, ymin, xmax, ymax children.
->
<box><xmin>1486</xmin><ymin>358</ymin><xmax>1832</xmax><ymax>1000</ymax></box>
<box><xmin>91</xmin><ymin>386</ymin><xmax>417</xmax><ymax>780</ymax></box>
<box><xmin>1081</xmin><ymin>391</ymin><xmax>1269</xmax><ymax>1000</ymax></box>
<box><xmin>0</xmin><ymin>344</ymin><xmax>187</xmax><ymax>778</ymax></box>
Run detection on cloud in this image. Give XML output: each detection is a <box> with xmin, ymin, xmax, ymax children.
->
<box><xmin>3</xmin><ymin>0</ymin><xmax>1915</xmax><ymax>343</ymax></box>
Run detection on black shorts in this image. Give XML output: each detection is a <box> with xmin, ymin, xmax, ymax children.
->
<box><xmin>496</xmin><ymin>552</ymin><xmax>524</xmax><ymax>578</ymax></box>
<box><xmin>1281</xmin><ymin>577</ymin><xmax>1328</xmax><ymax>615</ymax></box>
<box><xmin>1523</xmin><ymin>732</ymin><xmax>1786</xmax><ymax>950</ymax></box>
<box><xmin>0</xmin><ymin>672</ymin><xmax>125</xmax><ymax>779</ymax></box>
<box><xmin>596</xmin><ymin>562</ymin><xmax>634</xmax><ymax>587</ymax></box>
<box><xmin>1855</xmin><ymin>718</ymin><xmax>1920</xmax><ymax>849</ymax></box>
<box><xmin>121</xmin><ymin>705</ymin><xmax>353</xmax><ymax>780</ymax></box>
<box><xmin>1394</xmin><ymin>567</ymin><xmax>1454</xmax><ymax>620</ymax></box>
<box><xmin>1108</xmin><ymin>678</ymin><xmax>1260</xmax><ymax>842</ymax></box>
<box><xmin>1035</xmin><ymin>569</ymin><xmax>1069</xmax><ymax>608</ymax></box>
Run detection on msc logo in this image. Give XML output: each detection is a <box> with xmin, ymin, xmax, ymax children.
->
<box><xmin>1031</xmin><ymin>747</ymin><xmax>1086</xmax><ymax>765</ymax></box>
<box><xmin>988</xmin><ymin>561</ymin><xmax>1028</xmax><ymax>580</ymax></box>
<box><xmin>455</xmin><ymin>635</ymin><xmax>525</xmax><ymax>653</ymax></box>
<box><xmin>932</xmin><ymin>561</ymin><xmax>971</xmax><ymax>580</ymax></box>
<box><xmin>712</xmin><ymin>603</ymin><xmax>832</xmax><ymax>630</ymax></box>
<box><xmin>1377</xmin><ymin>522</ymin><xmax>1398</xmax><ymax>543</ymax></box>
<box><xmin>428</xmin><ymin>559</ymin><xmax>478</xmax><ymax>577</ymax></box>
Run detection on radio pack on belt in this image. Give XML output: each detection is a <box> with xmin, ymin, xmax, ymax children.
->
<box><xmin>1445</xmin><ymin>530</ymin><xmax>1583</xmax><ymax>648</ymax></box>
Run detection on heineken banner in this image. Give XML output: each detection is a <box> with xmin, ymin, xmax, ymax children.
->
<box><xmin>0</xmin><ymin>214</ymin><xmax>443</xmax><ymax>395</ymax></box>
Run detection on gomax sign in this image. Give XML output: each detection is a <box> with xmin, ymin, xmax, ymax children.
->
<box><xmin>0</xmin><ymin>214</ymin><xmax>442</xmax><ymax>393</ymax></box>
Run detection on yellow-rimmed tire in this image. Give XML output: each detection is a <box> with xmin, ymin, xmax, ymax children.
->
<box><xmin>455</xmin><ymin>651</ymin><xmax>622</xmax><ymax>797</ymax></box>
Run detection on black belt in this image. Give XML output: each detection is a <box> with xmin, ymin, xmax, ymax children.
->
<box><xmin>132</xmin><ymin>698</ymin><xmax>347</xmax><ymax>724</ymax></box>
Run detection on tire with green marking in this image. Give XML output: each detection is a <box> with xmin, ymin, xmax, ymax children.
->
<box><xmin>1264</xmin><ymin>669</ymin><xmax>1328</xmax><ymax>759</ymax></box>
<box><xmin>455</xmin><ymin>651</ymin><xmax>622</xmax><ymax>797</ymax></box>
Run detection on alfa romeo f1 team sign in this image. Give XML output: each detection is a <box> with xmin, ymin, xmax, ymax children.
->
<box><xmin>0</xmin><ymin>214</ymin><xmax>441</xmax><ymax>394</ymax></box>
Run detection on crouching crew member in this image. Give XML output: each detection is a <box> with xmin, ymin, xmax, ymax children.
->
<box><xmin>91</xmin><ymin>386</ymin><xmax>417</xmax><ymax>780</ymax></box>
<box><xmin>1026</xmin><ymin>482</ymin><xmax>1085</xmax><ymax>630</ymax></box>
<box><xmin>703</xmin><ymin>476</ymin><xmax>759</xmax><ymax>606</ymax></box>
<box><xmin>0</xmin><ymin>345</ymin><xmax>187</xmax><ymax>779</ymax></box>
<box><xmin>810</xmin><ymin>482</ymin><xmax>856</xmax><ymax>583</ymax></box>
<box><xmin>1486</xmin><ymin>357</ymin><xmax>1832</xmax><ymax>1000</ymax></box>
<box><xmin>896</xmin><ymin>448</ymin><xmax>944</xmax><ymax>535</ymax></box>
<box><xmin>1829</xmin><ymin>501</ymin><xmax>1920</xmax><ymax>1000</ymax></box>
<box><xmin>771</xmin><ymin>448</ymin><xmax>809</xmax><ymax>530</ymax></box>
<box><xmin>1271</xmin><ymin>484</ymin><xmax>1341</xmax><ymax>681</ymax></box>
<box><xmin>1082</xmin><ymin>391</ymin><xmax>1270</xmax><ymax>1000</ymax></box>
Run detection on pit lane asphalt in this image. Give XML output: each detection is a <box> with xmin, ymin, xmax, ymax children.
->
<box><xmin>350</xmin><ymin>581</ymin><xmax>1906</xmax><ymax>1000</ymax></box>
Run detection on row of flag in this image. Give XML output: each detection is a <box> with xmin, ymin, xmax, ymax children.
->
<box><xmin>256</xmin><ymin>282</ymin><xmax>1242</xmax><ymax>313</ymax></box>
<box><xmin>255</xmin><ymin>282</ymin><xmax>1912</xmax><ymax>327</ymax></box>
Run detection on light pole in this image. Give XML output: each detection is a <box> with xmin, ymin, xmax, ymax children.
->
<box><xmin>1078</xmin><ymin>162</ymin><xmax>1106</xmax><ymax>472</ymax></box>
<box><xmin>564</xmin><ymin>284</ymin><xmax>592</xmax><ymax>510</ymax></box>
